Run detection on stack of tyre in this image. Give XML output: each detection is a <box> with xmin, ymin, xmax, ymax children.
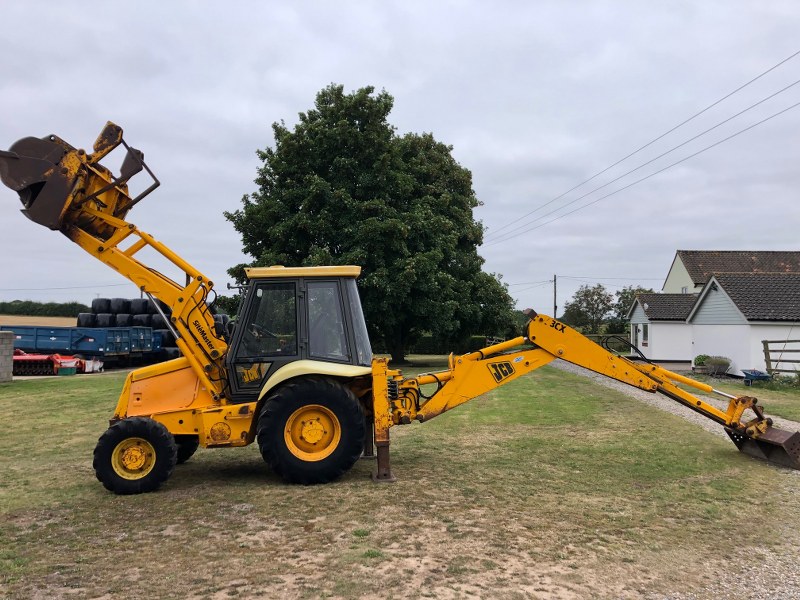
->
<box><xmin>77</xmin><ymin>297</ymin><xmax>181</xmax><ymax>360</ymax></box>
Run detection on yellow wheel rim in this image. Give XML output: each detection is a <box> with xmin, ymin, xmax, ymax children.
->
<box><xmin>284</xmin><ymin>404</ymin><xmax>341</xmax><ymax>462</ymax></box>
<box><xmin>111</xmin><ymin>437</ymin><xmax>156</xmax><ymax>480</ymax></box>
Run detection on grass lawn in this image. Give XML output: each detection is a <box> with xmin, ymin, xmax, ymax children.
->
<box><xmin>1</xmin><ymin>366</ymin><xmax>799</xmax><ymax>599</ymax></box>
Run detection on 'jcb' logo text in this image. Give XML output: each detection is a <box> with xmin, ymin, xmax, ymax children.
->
<box><xmin>488</xmin><ymin>361</ymin><xmax>515</xmax><ymax>383</ymax></box>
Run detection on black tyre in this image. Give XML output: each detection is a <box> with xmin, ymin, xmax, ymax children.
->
<box><xmin>151</xmin><ymin>313</ymin><xmax>167</xmax><ymax>329</ymax></box>
<box><xmin>257</xmin><ymin>377</ymin><xmax>364</xmax><ymax>484</ymax></box>
<box><xmin>115</xmin><ymin>313</ymin><xmax>133</xmax><ymax>327</ymax></box>
<box><xmin>91</xmin><ymin>298</ymin><xmax>111</xmax><ymax>314</ymax></box>
<box><xmin>132</xmin><ymin>313</ymin><xmax>152</xmax><ymax>327</ymax></box>
<box><xmin>129</xmin><ymin>298</ymin><xmax>150</xmax><ymax>314</ymax></box>
<box><xmin>95</xmin><ymin>313</ymin><xmax>115</xmax><ymax>327</ymax></box>
<box><xmin>76</xmin><ymin>312</ymin><xmax>96</xmax><ymax>328</ymax></box>
<box><xmin>174</xmin><ymin>435</ymin><xmax>200</xmax><ymax>464</ymax></box>
<box><xmin>109</xmin><ymin>298</ymin><xmax>131</xmax><ymax>313</ymax></box>
<box><xmin>162</xmin><ymin>347</ymin><xmax>181</xmax><ymax>360</ymax></box>
<box><xmin>154</xmin><ymin>328</ymin><xmax>175</xmax><ymax>347</ymax></box>
<box><xmin>93</xmin><ymin>418</ymin><xmax>177</xmax><ymax>495</ymax></box>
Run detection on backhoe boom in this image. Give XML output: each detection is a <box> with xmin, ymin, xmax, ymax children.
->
<box><xmin>370</xmin><ymin>311</ymin><xmax>800</xmax><ymax>480</ymax></box>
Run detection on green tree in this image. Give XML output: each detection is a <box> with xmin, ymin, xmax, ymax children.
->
<box><xmin>225</xmin><ymin>84</ymin><xmax>515</xmax><ymax>362</ymax></box>
<box><xmin>606</xmin><ymin>285</ymin><xmax>655</xmax><ymax>334</ymax></box>
<box><xmin>560</xmin><ymin>284</ymin><xmax>613</xmax><ymax>333</ymax></box>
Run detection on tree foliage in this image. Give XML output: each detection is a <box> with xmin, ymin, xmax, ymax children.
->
<box><xmin>606</xmin><ymin>285</ymin><xmax>655</xmax><ymax>333</ymax></box>
<box><xmin>560</xmin><ymin>284</ymin><xmax>613</xmax><ymax>333</ymax></box>
<box><xmin>0</xmin><ymin>300</ymin><xmax>89</xmax><ymax>317</ymax></box>
<box><xmin>225</xmin><ymin>84</ymin><xmax>515</xmax><ymax>362</ymax></box>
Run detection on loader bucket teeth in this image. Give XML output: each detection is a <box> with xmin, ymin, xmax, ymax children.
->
<box><xmin>726</xmin><ymin>426</ymin><xmax>800</xmax><ymax>470</ymax></box>
<box><xmin>0</xmin><ymin>136</ymin><xmax>75</xmax><ymax>230</ymax></box>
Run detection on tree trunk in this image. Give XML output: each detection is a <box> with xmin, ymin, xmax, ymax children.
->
<box><xmin>388</xmin><ymin>337</ymin><xmax>409</xmax><ymax>366</ymax></box>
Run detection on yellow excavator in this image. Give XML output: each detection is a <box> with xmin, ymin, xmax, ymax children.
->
<box><xmin>2</xmin><ymin>122</ymin><xmax>798</xmax><ymax>494</ymax></box>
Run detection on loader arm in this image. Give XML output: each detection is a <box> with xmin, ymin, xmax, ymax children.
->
<box><xmin>0</xmin><ymin>123</ymin><xmax>228</xmax><ymax>399</ymax></box>
<box><xmin>370</xmin><ymin>311</ymin><xmax>800</xmax><ymax>480</ymax></box>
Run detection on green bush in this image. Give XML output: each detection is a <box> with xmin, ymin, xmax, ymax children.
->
<box><xmin>693</xmin><ymin>354</ymin><xmax>710</xmax><ymax>366</ymax></box>
<box><xmin>0</xmin><ymin>300</ymin><xmax>90</xmax><ymax>317</ymax></box>
<box><xmin>705</xmin><ymin>356</ymin><xmax>731</xmax><ymax>376</ymax></box>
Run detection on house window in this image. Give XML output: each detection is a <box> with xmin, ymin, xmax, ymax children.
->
<box><xmin>641</xmin><ymin>324</ymin><xmax>649</xmax><ymax>347</ymax></box>
<box><xmin>681</xmin><ymin>286</ymin><xmax>688</xmax><ymax>294</ymax></box>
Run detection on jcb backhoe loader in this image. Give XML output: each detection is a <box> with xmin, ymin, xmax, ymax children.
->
<box><xmin>2</xmin><ymin>123</ymin><xmax>799</xmax><ymax>495</ymax></box>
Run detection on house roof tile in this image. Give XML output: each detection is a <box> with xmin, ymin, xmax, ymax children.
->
<box><xmin>677</xmin><ymin>250</ymin><xmax>800</xmax><ymax>286</ymax></box>
<box><xmin>711</xmin><ymin>273</ymin><xmax>800</xmax><ymax>321</ymax></box>
<box><xmin>634</xmin><ymin>293</ymin><xmax>698</xmax><ymax>321</ymax></box>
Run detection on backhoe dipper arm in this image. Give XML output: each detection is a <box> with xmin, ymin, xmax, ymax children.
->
<box><xmin>371</xmin><ymin>311</ymin><xmax>800</xmax><ymax>481</ymax></box>
<box><xmin>0</xmin><ymin>123</ymin><xmax>228</xmax><ymax>399</ymax></box>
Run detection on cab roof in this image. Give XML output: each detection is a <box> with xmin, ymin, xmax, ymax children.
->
<box><xmin>245</xmin><ymin>265</ymin><xmax>362</xmax><ymax>279</ymax></box>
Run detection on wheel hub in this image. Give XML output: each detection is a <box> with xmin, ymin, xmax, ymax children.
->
<box><xmin>284</xmin><ymin>404</ymin><xmax>342</xmax><ymax>462</ymax></box>
<box><xmin>300</xmin><ymin>419</ymin><xmax>325</xmax><ymax>444</ymax></box>
<box><xmin>111</xmin><ymin>437</ymin><xmax>156</xmax><ymax>480</ymax></box>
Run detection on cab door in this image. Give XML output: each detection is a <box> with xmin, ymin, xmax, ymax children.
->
<box><xmin>227</xmin><ymin>280</ymin><xmax>300</xmax><ymax>400</ymax></box>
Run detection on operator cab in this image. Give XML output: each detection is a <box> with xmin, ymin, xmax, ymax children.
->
<box><xmin>226</xmin><ymin>266</ymin><xmax>373</xmax><ymax>401</ymax></box>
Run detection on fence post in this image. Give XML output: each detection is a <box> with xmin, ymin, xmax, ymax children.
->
<box><xmin>762</xmin><ymin>340</ymin><xmax>772</xmax><ymax>374</ymax></box>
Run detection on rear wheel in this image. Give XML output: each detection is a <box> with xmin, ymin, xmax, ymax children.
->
<box><xmin>257</xmin><ymin>377</ymin><xmax>364</xmax><ymax>484</ymax></box>
<box><xmin>93</xmin><ymin>418</ymin><xmax>177</xmax><ymax>494</ymax></box>
<box><xmin>174</xmin><ymin>435</ymin><xmax>200</xmax><ymax>464</ymax></box>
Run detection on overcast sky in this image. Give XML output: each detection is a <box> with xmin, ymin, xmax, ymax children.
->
<box><xmin>1</xmin><ymin>1</ymin><xmax>799</xmax><ymax>316</ymax></box>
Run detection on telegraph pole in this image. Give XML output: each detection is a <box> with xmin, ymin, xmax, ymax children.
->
<box><xmin>553</xmin><ymin>274</ymin><xmax>557</xmax><ymax>318</ymax></box>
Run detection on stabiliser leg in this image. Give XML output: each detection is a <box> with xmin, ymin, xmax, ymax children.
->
<box><xmin>372</xmin><ymin>442</ymin><xmax>396</xmax><ymax>483</ymax></box>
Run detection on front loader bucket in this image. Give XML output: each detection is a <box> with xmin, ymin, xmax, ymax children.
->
<box><xmin>726</xmin><ymin>426</ymin><xmax>800</xmax><ymax>470</ymax></box>
<box><xmin>0</xmin><ymin>136</ymin><xmax>75</xmax><ymax>230</ymax></box>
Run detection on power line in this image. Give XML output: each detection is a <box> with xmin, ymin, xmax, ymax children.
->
<box><xmin>506</xmin><ymin>279</ymin><xmax>552</xmax><ymax>287</ymax></box>
<box><xmin>485</xmin><ymin>98</ymin><xmax>800</xmax><ymax>246</ymax></box>
<box><xmin>484</xmin><ymin>48</ymin><xmax>800</xmax><ymax>241</ymax></box>
<box><xmin>560</xmin><ymin>276</ymin><xmax>662</xmax><ymax>281</ymax></box>
<box><xmin>487</xmin><ymin>77</ymin><xmax>800</xmax><ymax>244</ymax></box>
<box><xmin>510</xmin><ymin>281</ymin><xmax>552</xmax><ymax>294</ymax></box>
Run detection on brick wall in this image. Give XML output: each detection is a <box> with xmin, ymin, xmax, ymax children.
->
<box><xmin>0</xmin><ymin>331</ymin><xmax>12</xmax><ymax>383</ymax></box>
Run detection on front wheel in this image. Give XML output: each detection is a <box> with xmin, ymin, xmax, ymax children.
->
<box><xmin>257</xmin><ymin>377</ymin><xmax>365</xmax><ymax>484</ymax></box>
<box><xmin>93</xmin><ymin>418</ymin><xmax>177</xmax><ymax>495</ymax></box>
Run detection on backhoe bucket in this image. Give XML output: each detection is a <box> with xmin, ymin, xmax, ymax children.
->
<box><xmin>726</xmin><ymin>426</ymin><xmax>800</xmax><ymax>470</ymax></box>
<box><xmin>0</xmin><ymin>136</ymin><xmax>75</xmax><ymax>230</ymax></box>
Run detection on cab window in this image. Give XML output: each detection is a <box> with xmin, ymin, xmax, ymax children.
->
<box><xmin>307</xmin><ymin>281</ymin><xmax>349</xmax><ymax>361</ymax></box>
<box><xmin>235</xmin><ymin>282</ymin><xmax>298</xmax><ymax>359</ymax></box>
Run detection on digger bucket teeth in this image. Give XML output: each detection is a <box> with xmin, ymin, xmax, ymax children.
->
<box><xmin>726</xmin><ymin>426</ymin><xmax>800</xmax><ymax>470</ymax></box>
<box><xmin>0</xmin><ymin>135</ymin><xmax>75</xmax><ymax>230</ymax></box>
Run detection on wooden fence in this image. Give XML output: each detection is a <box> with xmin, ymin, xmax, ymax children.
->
<box><xmin>762</xmin><ymin>339</ymin><xmax>800</xmax><ymax>374</ymax></box>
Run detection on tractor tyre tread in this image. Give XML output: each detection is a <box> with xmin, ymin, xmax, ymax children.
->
<box><xmin>92</xmin><ymin>417</ymin><xmax>177</xmax><ymax>495</ymax></box>
<box><xmin>256</xmin><ymin>377</ymin><xmax>364</xmax><ymax>485</ymax></box>
<box><xmin>174</xmin><ymin>435</ymin><xmax>200</xmax><ymax>464</ymax></box>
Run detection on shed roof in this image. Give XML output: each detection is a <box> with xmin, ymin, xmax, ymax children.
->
<box><xmin>632</xmin><ymin>293</ymin><xmax>698</xmax><ymax>321</ymax></box>
<box><xmin>676</xmin><ymin>250</ymin><xmax>800</xmax><ymax>286</ymax></box>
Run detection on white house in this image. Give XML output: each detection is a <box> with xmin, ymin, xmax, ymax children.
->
<box><xmin>627</xmin><ymin>293</ymin><xmax>696</xmax><ymax>362</ymax></box>
<box><xmin>628</xmin><ymin>250</ymin><xmax>800</xmax><ymax>375</ymax></box>
<box><xmin>687</xmin><ymin>273</ymin><xmax>800</xmax><ymax>376</ymax></box>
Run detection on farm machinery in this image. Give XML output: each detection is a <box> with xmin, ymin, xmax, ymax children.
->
<box><xmin>1</xmin><ymin>122</ymin><xmax>799</xmax><ymax>494</ymax></box>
